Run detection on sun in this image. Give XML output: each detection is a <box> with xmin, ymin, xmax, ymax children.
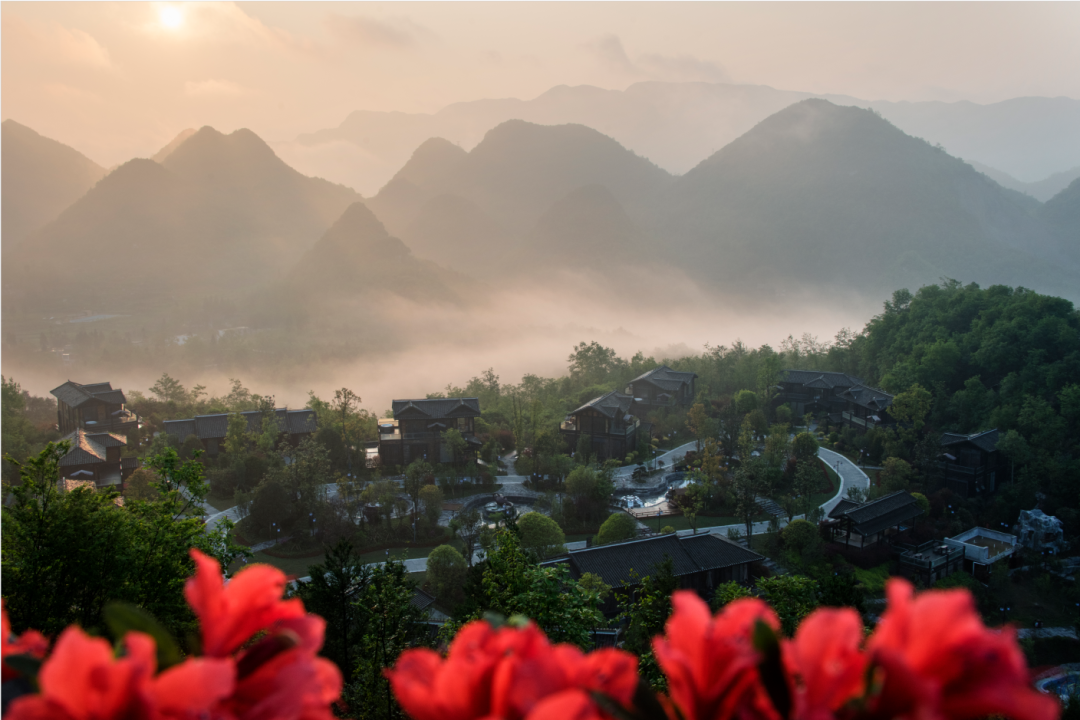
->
<box><xmin>159</xmin><ymin>6</ymin><xmax>184</xmax><ymax>30</ymax></box>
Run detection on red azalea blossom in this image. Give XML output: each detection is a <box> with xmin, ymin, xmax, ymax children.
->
<box><xmin>866</xmin><ymin>578</ymin><xmax>1059</xmax><ymax>720</ymax></box>
<box><xmin>387</xmin><ymin>619</ymin><xmax>638</xmax><ymax>720</ymax></box>
<box><xmin>652</xmin><ymin>591</ymin><xmax>781</xmax><ymax>720</ymax></box>
<box><xmin>185</xmin><ymin>548</ymin><xmax>306</xmax><ymax>657</ymax></box>
<box><xmin>1</xmin><ymin>600</ymin><xmax>49</xmax><ymax>682</ymax></box>
<box><xmin>786</xmin><ymin>607</ymin><xmax>867</xmax><ymax>720</ymax></box>
<box><xmin>6</xmin><ymin>627</ymin><xmax>234</xmax><ymax>720</ymax></box>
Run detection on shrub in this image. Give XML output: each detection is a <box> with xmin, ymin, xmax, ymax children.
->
<box><xmin>595</xmin><ymin>512</ymin><xmax>638</xmax><ymax>546</ymax></box>
<box><xmin>426</xmin><ymin>545</ymin><xmax>467</xmax><ymax>606</ymax></box>
<box><xmin>517</xmin><ymin>511</ymin><xmax>566</xmax><ymax>559</ymax></box>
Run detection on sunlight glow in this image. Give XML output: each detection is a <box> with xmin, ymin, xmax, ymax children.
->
<box><xmin>159</xmin><ymin>6</ymin><xmax>183</xmax><ymax>30</ymax></box>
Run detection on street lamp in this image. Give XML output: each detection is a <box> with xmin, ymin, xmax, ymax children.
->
<box><xmin>657</xmin><ymin>508</ymin><xmax>662</xmax><ymax>533</ymax></box>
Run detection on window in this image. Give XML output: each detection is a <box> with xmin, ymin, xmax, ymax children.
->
<box><xmin>456</xmin><ymin>417</ymin><xmax>470</xmax><ymax>433</ymax></box>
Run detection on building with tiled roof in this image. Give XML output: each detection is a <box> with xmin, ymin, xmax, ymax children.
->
<box><xmin>936</xmin><ymin>429</ymin><xmax>1002</xmax><ymax>498</ymax></box>
<box><xmin>543</xmin><ymin>531</ymin><xmax>763</xmax><ymax>616</ymax></box>
<box><xmin>837</xmin><ymin>384</ymin><xmax>895</xmax><ymax>432</ymax></box>
<box><xmin>559</xmin><ymin>391</ymin><xmax>641</xmax><ymax>462</ymax></box>
<box><xmin>824</xmin><ymin>490</ymin><xmax>922</xmax><ymax>548</ymax></box>
<box><xmin>378</xmin><ymin>398</ymin><xmax>481</xmax><ymax>468</ymax></box>
<box><xmin>51</xmin><ymin>380</ymin><xmax>139</xmax><ymax>435</ymax></box>
<box><xmin>163</xmin><ymin>408</ymin><xmax>318</xmax><ymax>456</ymax></box>
<box><xmin>774</xmin><ymin>370</ymin><xmax>864</xmax><ymax>420</ymax></box>
<box><xmin>625</xmin><ymin>365</ymin><xmax>698</xmax><ymax>416</ymax></box>
<box><xmin>56</xmin><ymin>428</ymin><xmax>140</xmax><ymax>490</ymax></box>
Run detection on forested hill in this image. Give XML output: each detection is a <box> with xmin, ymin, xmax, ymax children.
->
<box><xmin>1</xmin><ymin>119</ymin><xmax>106</xmax><ymax>254</ymax></box>
<box><xmin>849</xmin><ymin>281</ymin><xmax>1079</xmax><ymax>511</ymax></box>
<box><xmin>662</xmin><ymin>99</ymin><xmax>1077</xmax><ymax>299</ymax></box>
<box><xmin>4</xmin><ymin>126</ymin><xmax>359</xmax><ymax>310</ymax></box>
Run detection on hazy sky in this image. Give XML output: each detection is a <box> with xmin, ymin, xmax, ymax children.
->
<box><xmin>4</xmin><ymin>2</ymin><xmax>1080</xmax><ymax>167</ymax></box>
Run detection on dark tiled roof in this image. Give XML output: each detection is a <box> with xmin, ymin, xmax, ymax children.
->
<box><xmin>163</xmin><ymin>419</ymin><xmax>197</xmax><ymax>440</ymax></box>
<box><xmin>841</xmin><ymin>491</ymin><xmax>921</xmax><ymax>537</ymax></box>
<box><xmin>288</xmin><ymin>409</ymin><xmax>318</xmax><ymax>434</ymax></box>
<box><xmin>165</xmin><ymin>409</ymin><xmax>317</xmax><ymax>441</ymax></box>
<box><xmin>51</xmin><ymin>381</ymin><xmax>126</xmax><ymax>408</ymax></box>
<box><xmin>85</xmin><ymin>432</ymin><xmax>127</xmax><ymax>448</ymax></box>
<box><xmin>941</xmin><ymin>429</ymin><xmax>999</xmax><ymax>454</ymax></box>
<box><xmin>51</xmin><ymin>381</ymin><xmax>94</xmax><ymax>408</ymax></box>
<box><xmin>828</xmin><ymin>498</ymin><xmax>862</xmax><ymax>520</ymax></box>
<box><xmin>839</xmin><ymin>384</ymin><xmax>893</xmax><ymax>412</ymax></box>
<box><xmin>630</xmin><ymin>366</ymin><xmax>697</xmax><ymax>393</ymax></box>
<box><xmin>80</xmin><ymin>382</ymin><xmax>114</xmax><ymax>394</ymax></box>
<box><xmin>679</xmin><ymin>534</ymin><xmax>764</xmax><ymax>572</ymax></box>
<box><xmin>410</xmin><ymin>587</ymin><xmax>437</xmax><ymax>611</ymax></box>
<box><xmin>91</xmin><ymin>389</ymin><xmax>127</xmax><ymax>405</ymax></box>
<box><xmin>567</xmin><ymin>532</ymin><xmax>762</xmax><ymax>588</ymax></box>
<box><xmin>393</xmin><ymin>398</ymin><xmax>481</xmax><ymax>420</ymax></box>
<box><xmin>781</xmin><ymin>370</ymin><xmax>864</xmax><ymax>389</ymax></box>
<box><xmin>121</xmin><ymin>457</ymin><xmax>140</xmax><ymax>470</ymax></box>
<box><xmin>570</xmin><ymin>391</ymin><xmax>634</xmax><ymax>420</ymax></box>
<box><xmin>58</xmin><ymin>429</ymin><xmax>107</xmax><ymax>466</ymax></box>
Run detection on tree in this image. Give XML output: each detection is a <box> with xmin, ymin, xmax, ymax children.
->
<box><xmin>348</xmin><ymin>559</ymin><xmax>430</xmax><ymax>720</ymax></box>
<box><xmin>293</xmin><ymin>539</ymin><xmax>371</xmax><ymax>683</ymax></box>
<box><xmin>565</xmin><ymin>466</ymin><xmax>614</xmax><ymax>524</ymax></box>
<box><xmin>450</xmin><ymin>507</ymin><xmax>484</xmax><ymax>566</ymax></box>
<box><xmin>332</xmin><ymin>388</ymin><xmax>361</xmax><ymax>474</ymax></box>
<box><xmin>793</xmin><ymin>460</ymin><xmax>820</xmax><ymax>516</ymax></box>
<box><xmin>418</xmin><ymin>484</ymin><xmax>444</xmax><ymax>529</ymax></box>
<box><xmin>426</xmin><ymin>545</ymin><xmax>468</xmax><ymax>607</ymax></box>
<box><xmin>149</xmin><ymin>373</ymin><xmax>187</xmax><ymax>405</ymax></box>
<box><xmin>516</xmin><ymin>511</ymin><xmax>566</xmax><ymax>559</ymax></box>
<box><xmin>440</xmin><ymin>428</ymin><xmax>469</xmax><ymax>465</ymax></box>
<box><xmin>618</xmin><ymin>557</ymin><xmax>678</xmax><ymax>689</ymax></box>
<box><xmin>686</xmin><ymin>403</ymin><xmax>709</xmax><ymax>451</ymax></box>
<box><xmin>596</xmin><ymin>512</ymin><xmax>638</xmax><ymax>545</ymax></box>
<box><xmin>577</xmin><ymin>572</ymin><xmax>612</xmax><ymax>602</ymax></box>
<box><xmin>709</xmin><ymin>581</ymin><xmax>754</xmax><ymax>611</ymax></box>
<box><xmin>996</xmin><ymin>429</ymin><xmax>1033</xmax><ymax>484</ymax></box>
<box><xmin>124</xmin><ymin>467</ymin><xmax>160</xmax><ymax>502</ymax></box>
<box><xmin>567</xmin><ymin>341</ymin><xmax>624</xmax><ymax>386</ymax></box>
<box><xmin>404</xmin><ymin>460</ymin><xmax>434</xmax><ymax>521</ymax></box>
<box><xmin>781</xmin><ymin>519</ymin><xmax>824</xmax><ymax>569</ymax></box>
<box><xmin>469</xmin><ymin>530</ymin><xmax>602</xmax><ymax>648</ymax></box>
<box><xmin>878</xmin><ymin>457</ymin><xmax>913</xmax><ymax>496</ymax></box>
<box><xmin>756</xmin><ymin>575</ymin><xmax>820</xmax><ymax>637</ymax></box>
<box><xmin>678</xmin><ymin>482</ymin><xmax>708</xmax><ymax>535</ymax></box>
<box><xmin>734</xmin><ymin>390</ymin><xmax>758</xmax><ymax>415</ymax></box>
<box><xmin>223</xmin><ymin>412</ymin><xmax>248</xmax><ymax>456</ymax></box>
<box><xmin>792</xmin><ymin>432</ymin><xmax>819</xmax><ymax>464</ymax></box>
<box><xmin>2</xmin><ymin>442</ymin><xmax>246</xmax><ymax>639</ymax></box>
<box><xmin>911</xmin><ymin>491</ymin><xmax>930</xmax><ymax>520</ymax></box>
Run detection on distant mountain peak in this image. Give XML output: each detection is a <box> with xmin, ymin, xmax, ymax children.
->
<box><xmin>390</xmin><ymin>137</ymin><xmax>466</xmax><ymax>188</ymax></box>
<box><xmin>315</xmin><ymin>201</ymin><xmax>410</xmax><ymax>263</ymax></box>
<box><xmin>151</xmin><ymin>128</ymin><xmax>197</xmax><ymax>163</ymax></box>
<box><xmin>161</xmin><ymin>125</ymin><xmax>284</xmax><ymax>177</ymax></box>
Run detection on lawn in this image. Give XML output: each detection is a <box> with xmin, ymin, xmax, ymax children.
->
<box><xmin>205</xmin><ymin>493</ymin><xmax>237</xmax><ymax>513</ymax></box>
<box><xmin>244</xmin><ymin>551</ymin><xmax>319</xmax><ymax>579</ymax></box>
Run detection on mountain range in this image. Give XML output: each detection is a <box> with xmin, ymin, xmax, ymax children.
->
<box><xmin>282</xmin><ymin>82</ymin><xmax>1080</xmax><ymax>196</ymax></box>
<box><xmin>3</xmin><ymin>126</ymin><xmax>358</xmax><ymax>309</ymax></box>
<box><xmin>4</xmin><ymin>96</ymin><xmax>1078</xmax><ymax>319</ymax></box>
<box><xmin>2</xmin><ymin>120</ymin><xmax>106</xmax><ymax>254</ymax></box>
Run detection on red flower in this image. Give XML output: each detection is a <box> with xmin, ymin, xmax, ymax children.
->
<box><xmin>6</xmin><ymin>627</ymin><xmax>233</xmax><ymax>720</ymax></box>
<box><xmin>185</xmin><ymin>548</ymin><xmax>305</xmax><ymax>657</ymax></box>
<box><xmin>652</xmin><ymin>591</ymin><xmax>781</xmax><ymax>720</ymax></box>
<box><xmin>1</xmin><ymin>600</ymin><xmax>49</xmax><ymax>682</ymax></box>
<box><xmin>387</xmin><ymin>620</ymin><xmax>638</xmax><ymax>720</ymax></box>
<box><xmin>786</xmin><ymin>607</ymin><xmax>866</xmax><ymax>720</ymax></box>
<box><xmin>865</xmin><ymin>578</ymin><xmax>1059</xmax><ymax>720</ymax></box>
<box><xmin>388</xmin><ymin>620</ymin><xmax>504</xmax><ymax>720</ymax></box>
<box><xmin>225</xmin><ymin>614</ymin><xmax>343</xmax><ymax>720</ymax></box>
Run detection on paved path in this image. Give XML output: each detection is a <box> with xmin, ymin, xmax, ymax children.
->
<box><xmin>816</xmin><ymin>448</ymin><xmax>870</xmax><ymax>515</ymax></box>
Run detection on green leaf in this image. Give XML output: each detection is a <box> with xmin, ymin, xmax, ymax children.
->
<box><xmin>103</xmin><ymin>602</ymin><xmax>184</xmax><ymax>670</ymax></box>
<box><xmin>3</xmin><ymin>654</ymin><xmax>43</xmax><ymax>688</ymax></box>
<box><xmin>751</xmin><ymin>619</ymin><xmax>791</xmax><ymax>720</ymax></box>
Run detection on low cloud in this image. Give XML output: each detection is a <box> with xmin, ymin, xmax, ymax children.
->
<box><xmin>588</xmin><ymin>33</ymin><xmax>730</xmax><ymax>83</ymax></box>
